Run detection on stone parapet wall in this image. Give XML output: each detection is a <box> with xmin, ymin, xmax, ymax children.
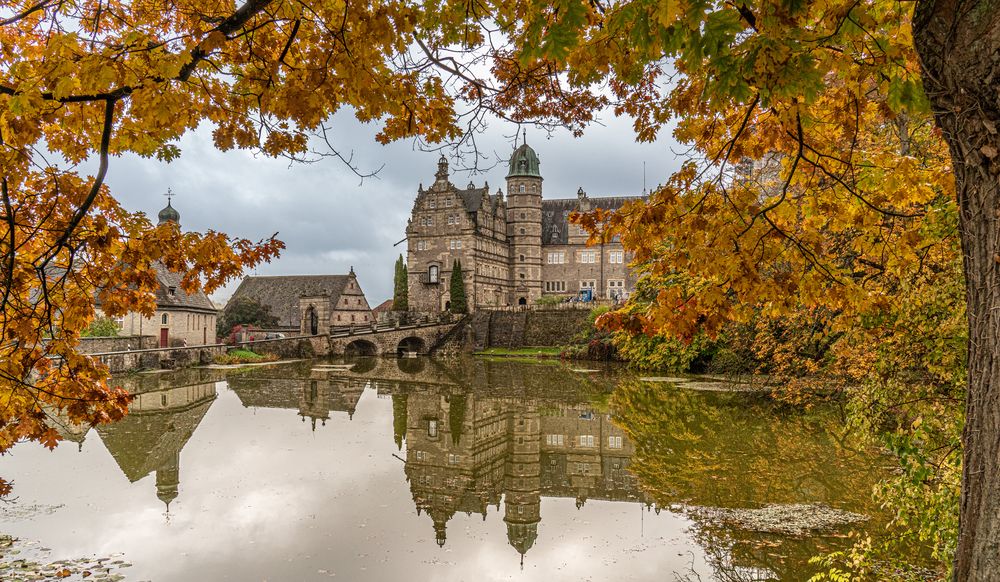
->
<box><xmin>93</xmin><ymin>344</ymin><xmax>226</xmax><ymax>374</ymax></box>
<box><xmin>79</xmin><ymin>335</ymin><xmax>158</xmax><ymax>354</ymax></box>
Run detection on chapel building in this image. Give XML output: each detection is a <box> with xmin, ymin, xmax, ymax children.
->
<box><xmin>405</xmin><ymin>142</ymin><xmax>640</xmax><ymax>312</ymax></box>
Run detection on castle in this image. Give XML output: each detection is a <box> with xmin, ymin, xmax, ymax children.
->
<box><xmin>406</xmin><ymin>140</ymin><xmax>641</xmax><ymax>312</ymax></box>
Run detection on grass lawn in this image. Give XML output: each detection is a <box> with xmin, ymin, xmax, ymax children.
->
<box><xmin>474</xmin><ymin>346</ymin><xmax>564</xmax><ymax>358</ymax></box>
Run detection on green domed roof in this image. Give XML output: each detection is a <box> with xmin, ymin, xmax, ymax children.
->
<box><xmin>507</xmin><ymin>143</ymin><xmax>541</xmax><ymax>178</ymax></box>
<box><xmin>158</xmin><ymin>200</ymin><xmax>180</xmax><ymax>225</ymax></box>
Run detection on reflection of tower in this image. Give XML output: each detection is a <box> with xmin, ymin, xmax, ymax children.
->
<box><xmin>298</xmin><ymin>380</ymin><xmax>330</xmax><ymax>430</ymax></box>
<box><xmin>156</xmin><ymin>450</ymin><xmax>180</xmax><ymax>510</ymax></box>
<box><xmin>97</xmin><ymin>380</ymin><xmax>216</xmax><ymax>512</ymax></box>
<box><xmin>504</xmin><ymin>405</ymin><xmax>541</xmax><ymax>564</ymax></box>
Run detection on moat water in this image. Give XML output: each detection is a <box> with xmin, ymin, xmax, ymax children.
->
<box><xmin>2</xmin><ymin>358</ymin><xmax>889</xmax><ymax>581</ymax></box>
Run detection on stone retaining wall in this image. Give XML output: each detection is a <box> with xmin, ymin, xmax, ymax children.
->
<box><xmin>79</xmin><ymin>335</ymin><xmax>158</xmax><ymax>354</ymax></box>
<box><xmin>93</xmin><ymin>344</ymin><xmax>226</xmax><ymax>374</ymax></box>
<box><xmin>469</xmin><ymin>309</ymin><xmax>593</xmax><ymax>348</ymax></box>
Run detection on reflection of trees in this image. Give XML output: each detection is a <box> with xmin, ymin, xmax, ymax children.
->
<box><xmin>611</xmin><ymin>380</ymin><xmax>884</xmax><ymax>581</ymax></box>
<box><xmin>393</xmin><ymin>393</ymin><xmax>407</xmax><ymax>450</ymax></box>
<box><xmin>448</xmin><ymin>392</ymin><xmax>467</xmax><ymax>445</ymax></box>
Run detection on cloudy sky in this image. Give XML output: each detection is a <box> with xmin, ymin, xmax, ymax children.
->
<box><xmin>104</xmin><ymin>109</ymin><xmax>683</xmax><ymax>306</ymax></box>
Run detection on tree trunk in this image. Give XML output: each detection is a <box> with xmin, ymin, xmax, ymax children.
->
<box><xmin>913</xmin><ymin>1</ymin><xmax>1000</xmax><ymax>579</ymax></box>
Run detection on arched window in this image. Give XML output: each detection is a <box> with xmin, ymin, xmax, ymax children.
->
<box><xmin>428</xmin><ymin>265</ymin><xmax>439</xmax><ymax>283</ymax></box>
<box><xmin>161</xmin><ymin>313</ymin><xmax>168</xmax><ymax>325</ymax></box>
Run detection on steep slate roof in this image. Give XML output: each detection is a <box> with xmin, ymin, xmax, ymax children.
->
<box><xmin>97</xmin><ymin>392</ymin><xmax>216</xmax><ymax>483</ymax></box>
<box><xmin>540</xmin><ymin>196</ymin><xmax>640</xmax><ymax>244</ymax></box>
<box><xmin>227</xmin><ymin>274</ymin><xmax>351</xmax><ymax>328</ymax></box>
<box><xmin>153</xmin><ymin>262</ymin><xmax>216</xmax><ymax>313</ymax></box>
<box><xmin>457</xmin><ymin>186</ymin><xmax>491</xmax><ymax>213</ymax></box>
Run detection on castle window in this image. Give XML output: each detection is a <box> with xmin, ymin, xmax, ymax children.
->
<box><xmin>608</xmin><ymin>436</ymin><xmax>623</xmax><ymax>449</ymax></box>
<box><xmin>428</xmin><ymin>419</ymin><xmax>438</xmax><ymax>437</ymax></box>
<box><xmin>609</xmin><ymin>250</ymin><xmax>624</xmax><ymax>263</ymax></box>
<box><xmin>579</xmin><ymin>435</ymin><xmax>595</xmax><ymax>447</ymax></box>
<box><xmin>161</xmin><ymin>313</ymin><xmax>168</xmax><ymax>325</ymax></box>
<box><xmin>547</xmin><ymin>251</ymin><xmax>565</xmax><ymax>264</ymax></box>
<box><xmin>519</xmin><ymin>228</ymin><xmax>525</xmax><ymax>235</ymax></box>
<box><xmin>580</xmin><ymin>250</ymin><xmax>597</xmax><ymax>263</ymax></box>
<box><xmin>581</xmin><ymin>280</ymin><xmax>596</xmax><ymax>290</ymax></box>
<box><xmin>519</xmin><ymin>254</ymin><xmax>525</xmax><ymax>262</ymax></box>
<box><xmin>429</xmin><ymin>199</ymin><xmax>436</xmax><ymax>208</ymax></box>
<box><xmin>520</xmin><ymin>212</ymin><xmax>525</xmax><ymax>219</ymax></box>
<box><xmin>519</xmin><ymin>273</ymin><xmax>525</xmax><ymax>279</ymax></box>
<box><xmin>428</xmin><ymin>265</ymin><xmax>439</xmax><ymax>283</ymax></box>
<box><xmin>519</xmin><ymin>184</ymin><xmax>525</xmax><ymax>193</ymax></box>
<box><xmin>447</xmin><ymin>198</ymin><xmax>453</xmax><ymax>206</ymax></box>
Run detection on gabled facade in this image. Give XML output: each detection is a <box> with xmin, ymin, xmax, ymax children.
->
<box><xmin>227</xmin><ymin>270</ymin><xmax>373</xmax><ymax>336</ymax></box>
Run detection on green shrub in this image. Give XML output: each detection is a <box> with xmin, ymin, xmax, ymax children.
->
<box><xmin>82</xmin><ymin>316</ymin><xmax>120</xmax><ymax>337</ymax></box>
<box><xmin>214</xmin><ymin>349</ymin><xmax>278</xmax><ymax>365</ymax></box>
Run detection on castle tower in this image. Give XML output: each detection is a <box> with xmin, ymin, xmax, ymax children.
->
<box><xmin>503</xmin><ymin>405</ymin><xmax>541</xmax><ymax>563</ymax></box>
<box><xmin>505</xmin><ymin>135</ymin><xmax>543</xmax><ymax>306</ymax></box>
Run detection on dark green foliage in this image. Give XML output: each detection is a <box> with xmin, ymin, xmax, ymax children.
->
<box><xmin>449</xmin><ymin>259</ymin><xmax>467</xmax><ymax>314</ymax></box>
<box><xmin>392</xmin><ymin>393</ymin><xmax>408</xmax><ymax>450</ymax></box>
<box><xmin>82</xmin><ymin>316</ymin><xmax>121</xmax><ymax>337</ymax></box>
<box><xmin>218</xmin><ymin>296</ymin><xmax>279</xmax><ymax>337</ymax></box>
<box><xmin>392</xmin><ymin>254</ymin><xmax>408</xmax><ymax>311</ymax></box>
<box><xmin>448</xmin><ymin>393</ymin><xmax>467</xmax><ymax>445</ymax></box>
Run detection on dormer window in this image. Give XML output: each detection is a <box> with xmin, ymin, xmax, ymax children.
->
<box><xmin>167</xmin><ymin>286</ymin><xmax>176</xmax><ymax>297</ymax></box>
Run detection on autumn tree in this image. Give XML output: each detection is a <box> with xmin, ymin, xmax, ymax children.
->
<box><xmin>449</xmin><ymin>259</ymin><xmax>467</xmax><ymax>314</ymax></box>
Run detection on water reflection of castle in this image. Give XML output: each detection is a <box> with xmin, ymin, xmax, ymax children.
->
<box><xmin>51</xmin><ymin>362</ymin><xmax>648</xmax><ymax>562</ymax></box>
<box><xmin>398</xmin><ymin>387</ymin><xmax>648</xmax><ymax>561</ymax></box>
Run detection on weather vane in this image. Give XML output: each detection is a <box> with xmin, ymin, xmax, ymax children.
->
<box><xmin>164</xmin><ymin>187</ymin><xmax>174</xmax><ymax>204</ymax></box>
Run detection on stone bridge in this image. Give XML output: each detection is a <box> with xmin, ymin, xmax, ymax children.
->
<box><xmin>328</xmin><ymin>319</ymin><xmax>461</xmax><ymax>356</ymax></box>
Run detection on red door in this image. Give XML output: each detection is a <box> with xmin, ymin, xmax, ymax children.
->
<box><xmin>160</xmin><ymin>328</ymin><xmax>169</xmax><ymax>347</ymax></box>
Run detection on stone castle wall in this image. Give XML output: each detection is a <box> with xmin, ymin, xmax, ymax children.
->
<box><xmin>469</xmin><ymin>310</ymin><xmax>592</xmax><ymax>348</ymax></box>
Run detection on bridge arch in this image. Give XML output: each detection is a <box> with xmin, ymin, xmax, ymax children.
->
<box><xmin>345</xmin><ymin>339</ymin><xmax>378</xmax><ymax>356</ymax></box>
<box><xmin>396</xmin><ymin>336</ymin><xmax>426</xmax><ymax>357</ymax></box>
<box><xmin>397</xmin><ymin>356</ymin><xmax>426</xmax><ymax>374</ymax></box>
